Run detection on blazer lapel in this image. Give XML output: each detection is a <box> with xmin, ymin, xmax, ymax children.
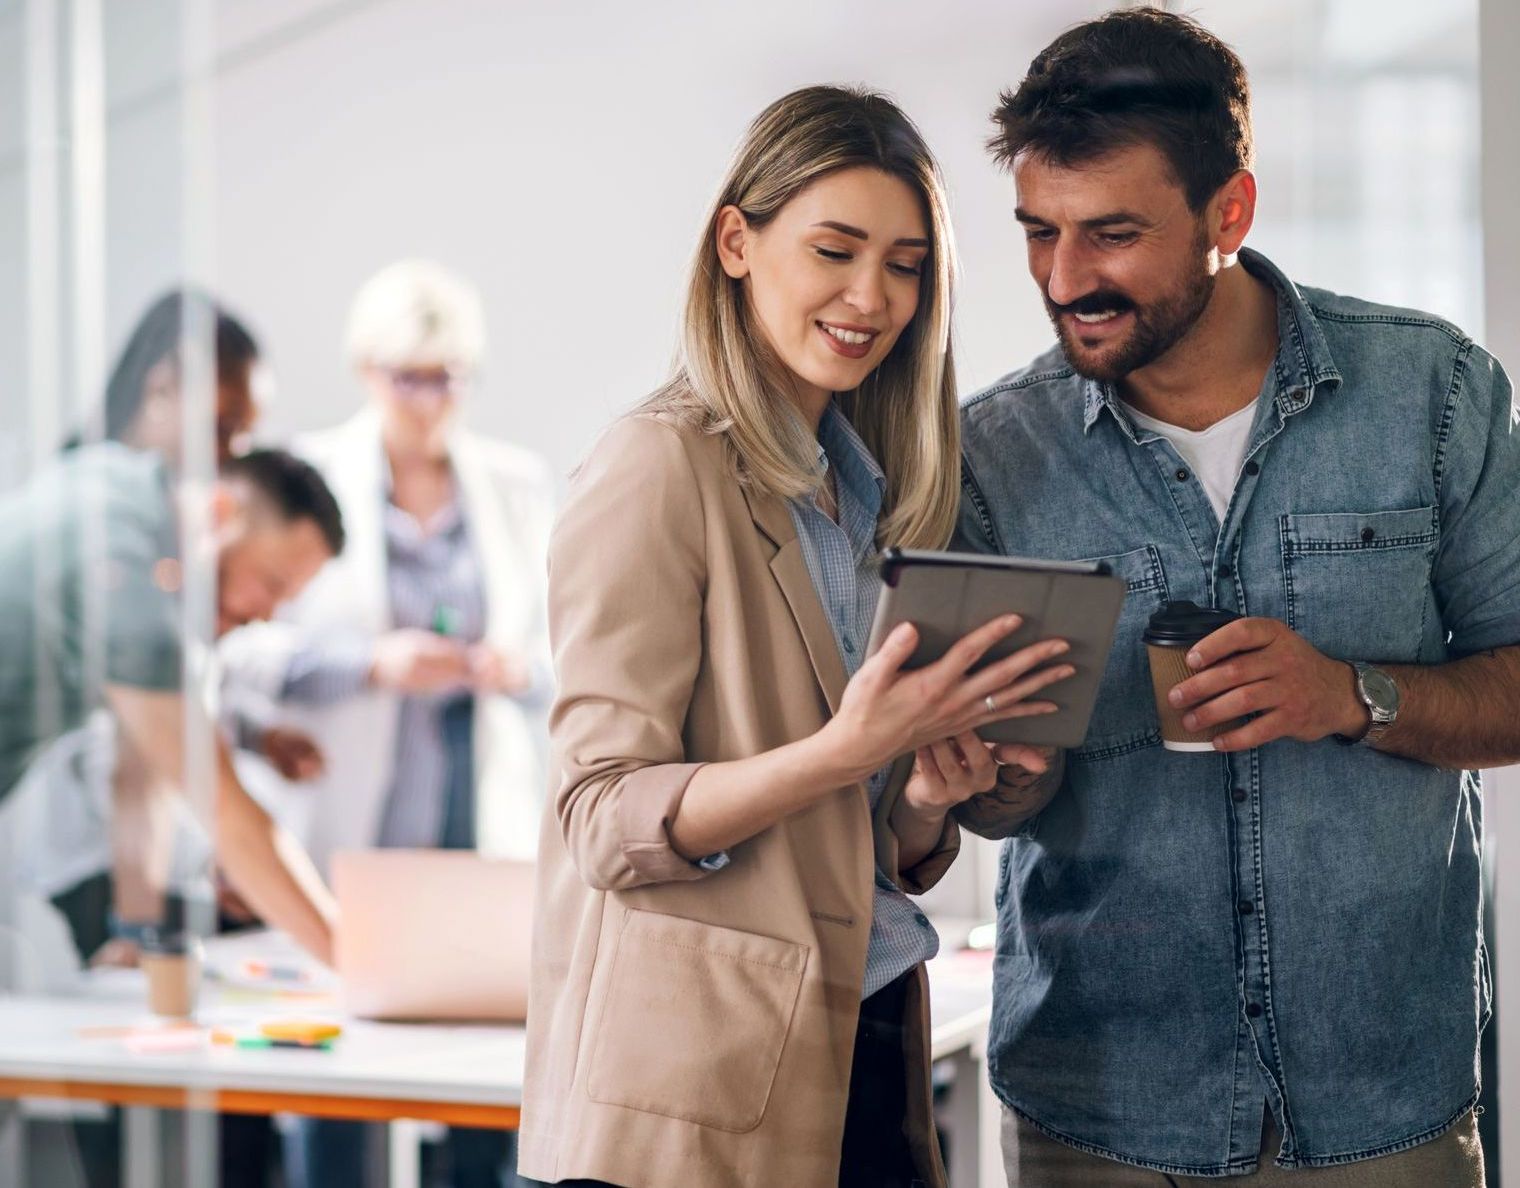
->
<box><xmin>743</xmin><ymin>485</ymin><xmax>849</xmax><ymax>715</ymax></box>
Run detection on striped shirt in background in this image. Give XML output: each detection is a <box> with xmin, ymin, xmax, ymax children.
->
<box><xmin>279</xmin><ymin>488</ymin><xmax>487</xmax><ymax>849</ymax></box>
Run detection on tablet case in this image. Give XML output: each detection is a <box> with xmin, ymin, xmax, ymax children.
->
<box><xmin>867</xmin><ymin>549</ymin><xmax>1126</xmax><ymax>749</ymax></box>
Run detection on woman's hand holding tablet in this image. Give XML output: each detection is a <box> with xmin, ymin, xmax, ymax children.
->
<box><xmin>818</xmin><ymin>614</ymin><xmax>1076</xmax><ymax>787</ymax></box>
<box><xmin>866</xmin><ymin>549</ymin><xmax>1126</xmax><ymax>750</ymax></box>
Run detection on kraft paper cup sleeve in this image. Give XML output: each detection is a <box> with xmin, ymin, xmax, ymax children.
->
<box><xmin>1146</xmin><ymin>642</ymin><xmax>1248</xmax><ymax>752</ymax></box>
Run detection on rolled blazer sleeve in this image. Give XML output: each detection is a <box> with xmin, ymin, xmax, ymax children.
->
<box><xmin>896</xmin><ymin>817</ymin><xmax>962</xmax><ymax>896</ymax></box>
<box><xmin>547</xmin><ymin>416</ymin><xmax>716</xmax><ymax>892</ymax></box>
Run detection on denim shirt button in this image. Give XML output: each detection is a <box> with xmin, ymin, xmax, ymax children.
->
<box><xmin>1244</xmin><ymin>460</ymin><xmax>1260</xmax><ymax>476</ymax></box>
<box><xmin>1232</xmin><ymin>788</ymin><xmax>1248</xmax><ymax>803</ymax></box>
<box><xmin>1246</xmin><ymin>1002</ymin><xmax>1263</xmax><ymax>1018</ymax></box>
<box><xmin>1238</xmin><ymin>900</ymin><xmax>1254</xmax><ymax>915</ymax></box>
<box><xmin>1174</xmin><ymin>467</ymin><xmax>1190</xmax><ymax>482</ymax></box>
<box><xmin>1217</xmin><ymin>564</ymin><xmax>1234</xmax><ymax>578</ymax></box>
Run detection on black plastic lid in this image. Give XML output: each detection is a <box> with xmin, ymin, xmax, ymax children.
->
<box><xmin>1142</xmin><ymin>600</ymin><xmax>1241</xmax><ymax>645</ymax></box>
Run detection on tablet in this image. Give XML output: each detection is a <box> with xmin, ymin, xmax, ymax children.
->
<box><xmin>866</xmin><ymin>548</ymin><xmax>1126</xmax><ymax>749</ymax></box>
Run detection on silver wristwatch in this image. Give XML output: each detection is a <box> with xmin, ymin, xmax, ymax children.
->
<box><xmin>1346</xmin><ymin>661</ymin><xmax>1399</xmax><ymax>746</ymax></box>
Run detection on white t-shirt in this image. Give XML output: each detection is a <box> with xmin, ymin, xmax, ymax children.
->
<box><xmin>1126</xmin><ymin>401</ymin><xmax>1256</xmax><ymax>523</ymax></box>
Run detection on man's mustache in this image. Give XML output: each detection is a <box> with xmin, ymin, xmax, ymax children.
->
<box><xmin>1046</xmin><ymin>291</ymin><xmax>1137</xmax><ymax>317</ymax></box>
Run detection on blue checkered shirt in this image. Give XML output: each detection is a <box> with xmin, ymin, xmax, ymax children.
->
<box><xmin>788</xmin><ymin>404</ymin><xmax>940</xmax><ymax>999</ymax></box>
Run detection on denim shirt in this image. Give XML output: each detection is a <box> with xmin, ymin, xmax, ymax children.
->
<box><xmin>957</xmin><ymin>249</ymin><xmax>1519</xmax><ymax>1174</ymax></box>
<box><xmin>787</xmin><ymin>404</ymin><xmax>940</xmax><ymax>998</ymax></box>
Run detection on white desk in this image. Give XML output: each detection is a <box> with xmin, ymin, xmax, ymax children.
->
<box><xmin>0</xmin><ymin>932</ymin><xmax>999</xmax><ymax>1187</ymax></box>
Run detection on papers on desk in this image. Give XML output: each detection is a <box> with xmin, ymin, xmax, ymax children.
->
<box><xmin>74</xmin><ymin>1020</ymin><xmax>208</xmax><ymax>1055</ymax></box>
<box><xmin>72</xmin><ymin>932</ymin><xmax>343</xmax><ymax>1057</ymax></box>
<box><xmin>201</xmin><ymin>931</ymin><xmax>339</xmax><ymax>1003</ymax></box>
<box><xmin>75</xmin><ymin>1016</ymin><xmax>344</xmax><ymax>1055</ymax></box>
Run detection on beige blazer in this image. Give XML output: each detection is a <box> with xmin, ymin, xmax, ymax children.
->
<box><xmin>520</xmin><ymin>413</ymin><xmax>959</xmax><ymax>1188</ymax></box>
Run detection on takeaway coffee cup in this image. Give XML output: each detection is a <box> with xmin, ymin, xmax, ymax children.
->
<box><xmin>140</xmin><ymin>927</ymin><xmax>203</xmax><ymax>1019</ymax></box>
<box><xmin>1143</xmin><ymin>601</ymin><xmax>1246</xmax><ymax>752</ymax></box>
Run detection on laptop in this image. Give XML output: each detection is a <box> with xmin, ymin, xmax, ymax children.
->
<box><xmin>331</xmin><ymin>849</ymin><xmax>534</xmax><ymax>1022</ymax></box>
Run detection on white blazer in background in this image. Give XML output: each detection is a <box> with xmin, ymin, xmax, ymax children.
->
<box><xmin>222</xmin><ymin>408</ymin><xmax>554</xmax><ymax>871</ymax></box>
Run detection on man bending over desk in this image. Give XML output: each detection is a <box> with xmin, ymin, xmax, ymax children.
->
<box><xmin>0</xmin><ymin>445</ymin><xmax>343</xmax><ymax>963</ymax></box>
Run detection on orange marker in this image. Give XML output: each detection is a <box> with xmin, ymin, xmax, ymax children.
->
<box><xmin>260</xmin><ymin>1020</ymin><xmax>342</xmax><ymax>1045</ymax></box>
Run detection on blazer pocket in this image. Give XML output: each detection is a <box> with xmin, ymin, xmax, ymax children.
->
<box><xmin>586</xmin><ymin>908</ymin><xmax>808</xmax><ymax>1132</ymax></box>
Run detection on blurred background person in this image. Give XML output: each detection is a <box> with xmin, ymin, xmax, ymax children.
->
<box><xmin>221</xmin><ymin>258</ymin><xmax>552</xmax><ymax>1188</ymax></box>
<box><xmin>0</xmin><ymin>435</ymin><xmax>343</xmax><ymax>952</ymax></box>
<box><xmin>0</xmin><ymin>444</ymin><xmax>343</xmax><ymax>1188</ymax></box>
<box><xmin>1</xmin><ymin>291</ymin><xmax>342</xmax><ymax>1188</ymax></box>
<box><xmin>72</xmin><ymin>287</ymin><xmax>262</xmax><ymax>468</ymax></box>
<box><xmin>24</xmin><ymin>291</ymin><xmax>324</xmax><ymax>971</ymax></box>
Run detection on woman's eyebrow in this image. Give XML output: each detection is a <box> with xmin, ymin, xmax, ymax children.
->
<box><xmin>812</xmin><ymin>220</ymin><xmax>929</xmax><ymax>248</ymax></box>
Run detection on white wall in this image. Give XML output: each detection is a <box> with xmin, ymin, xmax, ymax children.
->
<box><xmin>204</xmin><ymin>0</ymin><xmax>1092</xmax><ymax>478</ymax></box>
<box><xmin>1479</xmin><ymin>0</ymin><xmax>1520</xmax><ymax>1179</ymax></box>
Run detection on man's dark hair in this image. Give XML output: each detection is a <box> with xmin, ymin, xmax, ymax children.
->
<box><xmin>989</xmin><ymin>6</ymin><xmax>1252</xmax><ymax>211</ymax></box>
<box><xmin>222</xmin><ymin>448</ymin><xmax>345</xmax><ymax>556</ymax></box>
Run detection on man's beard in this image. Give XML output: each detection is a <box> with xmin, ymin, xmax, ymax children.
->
<box><xmin>1045</xmin><ymin>250</ymin><xmax>1216</xmax><ymax>383</ymax></box>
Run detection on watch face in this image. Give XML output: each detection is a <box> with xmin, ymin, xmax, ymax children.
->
<box><xmin>1360</xmin><ymin>668</ymin><xmax>1400</xmax><ymax>715</ymax></box>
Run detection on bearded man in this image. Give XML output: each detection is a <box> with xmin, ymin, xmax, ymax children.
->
<box><xmin>954</xmin><ymin>8</ymin><xmax>1519</xmax><ymax>1185</ymax></box>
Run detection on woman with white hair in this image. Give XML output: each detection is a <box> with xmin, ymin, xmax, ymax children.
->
<box><xmin>222</xmin><ymin>259</ymin><xmax>552</xmax><ymax>1188</ymax></box>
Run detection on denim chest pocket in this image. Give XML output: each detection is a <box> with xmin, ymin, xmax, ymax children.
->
<box><xmin>1280</xmin><ymin>506</ymin><xmax>1437</xmax><ymax>663</ymax></box>
<box><xmin>1067</xmin><ymin>545</ymin><xmax>1168</xmax><ymax>759</ymax></box>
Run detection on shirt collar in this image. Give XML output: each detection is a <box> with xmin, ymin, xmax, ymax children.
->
<box><xmin>816</xmin><ymin>402</ymin><xmax>886</xmax><ymax>511</ymax></box>
<box><xmin>1080</xmin><ymin>247</ymin><xmax>1344</xmax><ymax>436</ymax></box>
<box><xmin>1242</xmin><ymin>247</ymin><xmax>1343</xmax><ymax>415</ymax></box>
<box><xmin>379</xmin><ymin>448</ymin><xmax>463</xmax><ymax>542</ymax></box>
<box><xmin>799</xmin><ymin>402</ymin><xmax>885</xmax><ymax>561</ymax></box>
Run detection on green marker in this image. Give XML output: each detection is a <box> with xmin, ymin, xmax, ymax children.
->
<box><xmin>432</xmin><ymin>604</ymin><xmax>461</xmax><ymax>636</ymax></box>
<box><xmin>233</xmin><ymin>1037</ymin><xmax>334</xmax><ymax>1051</ymax></box>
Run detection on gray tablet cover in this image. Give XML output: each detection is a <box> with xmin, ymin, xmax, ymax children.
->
<box><xmin>866</xmin><ymin>550</ymin><xmax>1126</xmax><ymax>749</ymax></box>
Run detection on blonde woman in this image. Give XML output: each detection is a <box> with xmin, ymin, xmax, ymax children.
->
<box><xmin>220</xmin><ymin>260</ymin><xmax>552</xmax><ymax>1188</ymax></box>
<box><xmin>519</xmin><ymin>87</ymin><xmax>1073</xmax><ymax>1188</ymax></box>
<box><xmin>224</xmin><ymin>260</ymin><xmax>552</xmax><ymax>875</ymax></box>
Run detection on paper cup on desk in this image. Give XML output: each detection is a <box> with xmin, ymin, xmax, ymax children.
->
<box><xmin>1143</xmin><ymin>601</ymin><xmax>1246</xmax><ymax>752</ymax></box>
<box><xmin>140</xmin><ymin>933</ymin><xmax>203</xmax><ymax>1019</ymax></box>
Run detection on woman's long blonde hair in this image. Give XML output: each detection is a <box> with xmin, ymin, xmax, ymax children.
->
<box><xmin>646</xmin><ymin>85</ymin><xmax>961</xmax><ymax>550</ymax></box>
